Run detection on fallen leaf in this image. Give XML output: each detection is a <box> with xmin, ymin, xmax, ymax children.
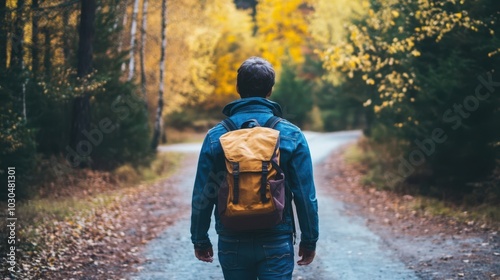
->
<box><xmin>440</xmin><ymin>255</ymin><xmax>453</xmax><ymax>260</ymax></box>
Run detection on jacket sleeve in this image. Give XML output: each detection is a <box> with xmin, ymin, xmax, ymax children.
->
<box><xmin>288</xmin><ymin>131</ymin><xmax>319</xmax><ymax>251</ymax></box>
<box><xmin>190</xmin><ymin>134</ymin><xmax>217</xmax><ymax>250</ymax></box>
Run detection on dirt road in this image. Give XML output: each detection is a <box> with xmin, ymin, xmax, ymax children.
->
<box><xmin>130</xmin><ymin>130</ymin><xmax>427</xmax><ymax>280</ymax></box>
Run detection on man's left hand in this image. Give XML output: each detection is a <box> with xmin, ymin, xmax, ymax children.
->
<box><xmin>195</xmin><ymin>247</ymin><xmax>214</xmax><ymax>263</ymax></box>
<box><xmin>297</xmin><ymin>247</ymin><xmax>315</xmax><ymax>266</ymax></box>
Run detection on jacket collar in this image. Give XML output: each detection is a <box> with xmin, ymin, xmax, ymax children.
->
<box><xmin>222</xmin><ymin>97</ymin><xmax>283</xmax><ymax>117</ymax></box>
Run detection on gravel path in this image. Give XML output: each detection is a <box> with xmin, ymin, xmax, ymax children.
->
<box><xmin>131</xmin><ymin>130</ymin><xmax>420</xmax><ymax>280</ymax></box>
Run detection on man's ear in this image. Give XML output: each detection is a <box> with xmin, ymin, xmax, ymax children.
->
<box><xmin>266</xmin><ymin>89</ymin><xmax>273</xmax><ymax>98</ymax></box>
<box><xmin>237</xmin><ymin>85</ymin><xmax>245</xmax><ymax>98</ymax></box>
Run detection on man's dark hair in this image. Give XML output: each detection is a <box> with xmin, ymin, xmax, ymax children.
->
<box><xmin>237</xmin><ymin>57</ymin><xmax>275</xmax><ymax>98</ymax></box>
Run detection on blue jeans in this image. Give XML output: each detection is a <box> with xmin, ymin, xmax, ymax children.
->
<box><xmin>217</xmin><ymin>234</ymin><xmax>294</xmax><ymax>280</ymax></box>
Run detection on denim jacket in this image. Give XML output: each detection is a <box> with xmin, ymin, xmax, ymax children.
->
<box><xmin>190</xmin><ymin>97</ymin><xmax>319</xmax><ymax>251</ymax></box>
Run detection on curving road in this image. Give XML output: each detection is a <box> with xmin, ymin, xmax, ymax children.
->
<box><xmin>132</xmin><ymin>130</ymin><xmax>419</xmax><ymax>280</ymax></box>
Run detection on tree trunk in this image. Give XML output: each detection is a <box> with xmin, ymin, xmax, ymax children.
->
<box><xmin>119</xmin><ymin>0</ymin><xmax>130</xmax><ymax>72</ymax></box>
<box><xmin>43</xmin><ymin>28</ymin><xmax>51</xmax><ymax>78</ymax></box>
<box><xmin>118</xmin><ymin>0</ymin><xmax>130</xmax><ymax>54</ymax></box>
<box><xmin>10</xmin><ymin>0</ymin><xmax>24</xmax><ymax>70</ymax></box>
<box><xmin>70</xmin><ymin>0</ymin><xmax>96</xmax><ymax>167</ymax></box>
<box><xmin>127</xmin><ymin>0</ymin><xmax>139</xmax><ymax>81</ymax></box>
<box><xmin>32</xmin><ymin>0</ymin><xmax>40</xmax><ymax>76</ymax></box>
<box><xmin>139</xmin><ymin>0</ymin><xmax>148</xmax><ymax>102</ymax></box>
<box><xmin>10</xmin><ymin>0</ymin><xmax>26</xmax><ymax>120</ymax></box>
<box><xmin>62</xmin><ymin>8</ymin><xmax>70</xmax><ymax>65</ymax></box>
<box><xmin>112</xmin><ymin>0</ymin><xmax>124</xmax><ymax>31</ymax></box>
<box><xmin>151</xmin><ymin>0</ymin><xmax>167</xmax><ymax>150</ymax></box>
<box><xmin>251</xmin><ymin>0</ymin><xmax>257</xmax><ymax>36</ymax></box>
<box><xmin>0</xmin><ymin>0</ymin><xmax>7</xmax><ymax>73</ymax></box>
<box><xmin>76</xmin><ymin>0</ymin><xmax>95</xmax><ymax>79</ymax></box>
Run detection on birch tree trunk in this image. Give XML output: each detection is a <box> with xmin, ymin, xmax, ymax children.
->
<box><xmin>127</xmin><ymin>0</ymin><xmax>139</xmax><ymax>81</ymax></box>
<box><xmin>151</xmin><ymin>0</ymin><xmax>167</xmax><ymax>150</ymax></box>
<box><xmin>139</xmin><ymin>0</ymin><xmax>148</xmax><ymax>101</ymax></box>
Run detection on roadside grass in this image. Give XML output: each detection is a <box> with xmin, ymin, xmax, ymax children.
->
<box><xmin>405</xmin><ymin>195</ymin><xmax>500</xmax><ymax>230</ymax></box>
<box><xmin>344</xmin><ymin>138</ymin><xmax>395</xmax><ymax>190</ymax></box>
<box><xmin>344</xmin><ymin>139</ymin><xmax>500</xmax><ymax>228</ymax></box>
<box><xmin>165</xmin><ymin>127</ymin><xmax>206</xmax><ymax>144</ymax></box>
<box><xmin>1</xmin><ymin>152</ymin><xmax>182</xmax><ymax>244</ymax></box>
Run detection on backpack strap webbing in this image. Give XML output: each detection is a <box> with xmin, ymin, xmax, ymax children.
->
<box><xmin>221</xmin><ymin>118</ymin><xmax>238</xmax><ymax>132</ymax></box>
<box><xmin>232</xmin><ymin>162</ymin><xmax>240</xmax><ymax>204</ymax></box>
<box><xmin>263</xmin><ymin>116</ymin><xmax>282</xmax><ymax>129</ymax></box>
<box><xmin>260</xmin><ymin>161</ymin><xmax>269</xmax><ymax>202</ymax></box>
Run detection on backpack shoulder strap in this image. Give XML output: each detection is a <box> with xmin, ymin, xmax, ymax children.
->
<box><xmin>263</xmin><ymin>116</ymin><xmax>282</xmax><ymax>129</ymax></box>
<box><xmin>221</xmin><ymin>118</ymin><xmax>238</xmax><ymax>132</ymax></box>
<box><xmin>265</xmin><ymin>115</ymin><xmax>295</xmax><ymax>240</ymax></box>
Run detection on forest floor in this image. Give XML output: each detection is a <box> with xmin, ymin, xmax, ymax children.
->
<box><xmin>0</xmin><ymin>153</ymin><xmax>187</xmax><ymax>279</ymax></box>
<box><xmin>323</xmin><ymin>148</ymin><xmax>500</xmax><ymax>280</ymax></box>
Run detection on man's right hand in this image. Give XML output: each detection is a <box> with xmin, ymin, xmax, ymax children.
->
<box><xmin>195</xmin><ymin>247</ymin><xmax>214</xmax><ymax>263</ymax></box>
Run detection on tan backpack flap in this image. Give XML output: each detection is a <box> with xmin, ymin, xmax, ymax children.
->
<box><xmin>219</xmin><ymin>127</ymin><xmax>280</xmax><ymax>166</ymax></box>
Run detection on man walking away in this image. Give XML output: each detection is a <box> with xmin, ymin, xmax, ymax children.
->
<box><xmin>191</xmin><ymin>56</ymin><xmax>319</xmax><ymax>280</ymax></box>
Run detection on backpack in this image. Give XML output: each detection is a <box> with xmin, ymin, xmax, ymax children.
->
<box><xmin>217</xmin><ymin>116</ymin><xmax>286</xmax><ymax>231</ymax></box>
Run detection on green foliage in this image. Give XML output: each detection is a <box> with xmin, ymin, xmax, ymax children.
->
<box><xmin>85</xmin><ymin>1</ymin><xmax>152</xmax><ymax>169</ymax></box>
<box><xmin>321</xmin><ymin>0</ymin><xmax>500</xmax><ymax>197</ymax></box>
<box><xmin>308</xmin><ymin>105</ymin><xmax>324</xmax><ymax>131</ymax></box>
<box><xmin>271</xmin><ymin>61</ymin><xmax>313</xmax><ymax>128</ymax></box>
<box><xmin>0</xmin><ymin>68</ymin><xmax>37</xmax><ymax>200</ymax></box>
<box><xmin>0</xmin><ymin>0</ymin><xmax>153</xmax><ymax>201</ymax></box>
<box><xmin>28</xmin><ymin>68</ymin><xmax>75</xmax><ymax>156</ymax></box>
<box><xmin>89</xmin><ymin>79</ymin><xmax>152</xmax><ymax>170</ymax></box>
<box><xmin>0</xmin><ymin>115</ymin><xmax>36</xmax><ymax>199</ymax></box>
<box><xmin>316</xmin><ymin>77</ymin><xmax>366</xmax><ymax>131</ymax></box>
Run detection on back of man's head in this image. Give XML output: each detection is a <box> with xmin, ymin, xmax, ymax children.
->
<box><xmin>237</xmin><ymin>57</ymin><xmax>275</xmax><ymax>98</ymax></box>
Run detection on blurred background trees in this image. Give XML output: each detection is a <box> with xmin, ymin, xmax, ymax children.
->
<box><xmin>0</xmin><ymin>0</ymin><xmax>499</xmax><ymax>204</ymax></box>
<box><xmin>320</xmin><ymin>0</ymin><xmax>499</xmax><ymax>201</ymax></box>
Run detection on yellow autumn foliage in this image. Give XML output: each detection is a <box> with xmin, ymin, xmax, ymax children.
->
<box><xmin>319</xmin><ymin>0</ymin><xmax>494</xmax><ymax>128</ymax></box>
<box><xmin>140</xmin><ymin>0</ymin><xmax>254</xmax><ymax>113</ymax></box>
<box><xmin>309</xmin><ymin>0</ymin><xmax>364</xmax><ymax>46</ymax></box>
<box><xmin>256</xmin><ymin>0</ymin><xmax>312</xmax><ymax>71</ymax></box>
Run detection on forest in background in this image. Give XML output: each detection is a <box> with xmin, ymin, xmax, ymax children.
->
<box><xmin>1</xmin><ymin>0</ymin><xmax>499</xmax><ymax>209</ymax></box>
